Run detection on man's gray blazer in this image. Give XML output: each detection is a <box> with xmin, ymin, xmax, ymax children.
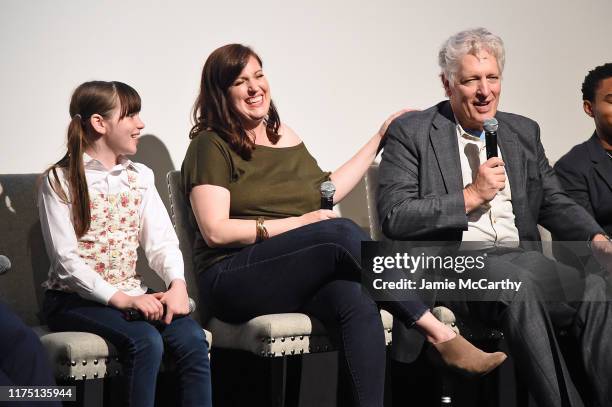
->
<box><xmin>377</xmin><ymin>100</ymin><xmax>603</xmax><ymax>362</ymax></box>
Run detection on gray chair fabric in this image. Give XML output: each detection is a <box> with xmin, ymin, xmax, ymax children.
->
<box><xmin>0</xmin><ymin>173</ymin><xmax>211</xmax><ymax>382</ymax></box>
<box><xmin>364</xmin><ymin>165</ymin><xmax>383</xmax><ymax>241</ymax></box>
<box><xmin>0</xmin><ymin>173</ymin><xmax>49</xmax><ymax>326</ymax></box>
<box><xmin>165</xmin><ymin>170</ymin><xmax>203</xmax><ymax>322</ymax></box>
<box><xmin>166</xmin><ymin>170</ymin><xmax>393</xmax><ymax>356</ymax></box>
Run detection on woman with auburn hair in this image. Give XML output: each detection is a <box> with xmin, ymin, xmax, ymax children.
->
<box><xmin>183</xmin><ymin>44</ymin><xmax>506</xmax><ymax>407</ymax></box>
<box><xmin>40</xmin><ymin>81</ymin><xmax>212</xmax><ymax>407</ymax></box>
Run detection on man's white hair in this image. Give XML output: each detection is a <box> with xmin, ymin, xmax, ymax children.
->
<box><xmin>438</xmin><ymin>27</ymin><xmax>505</xmax><ymax>84</ymax></box>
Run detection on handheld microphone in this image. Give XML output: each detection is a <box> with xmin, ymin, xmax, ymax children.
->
<box><xmin>320</xmin><ymin>181</ymin><xmax>336</xmax><ymax>210</ymax></box>
<box><xmin>124</xmin><ymin>297</ymin><xmax>197</xmax><ymax>322</ymax></box>
<box><xmin>0</xmin><ymin>255</ymin><xmax>11</xmax><ymax>275</ymax></box>
<box><xmin>484</xmin><ymin>118</ymin><xmax>499</xmax><ymax>159</ymax></box>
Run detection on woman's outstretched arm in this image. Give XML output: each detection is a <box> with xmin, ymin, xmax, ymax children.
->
<box><xmin>330</xmin><ymin>109</ymin><xmax>412</xmax><ymax>203</ymax></box>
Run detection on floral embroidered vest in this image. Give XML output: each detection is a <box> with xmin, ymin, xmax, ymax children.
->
<box><xmin>45</xmin><ymin>169</ymin><xmax>144</xmax><ymax>293</ymax></box>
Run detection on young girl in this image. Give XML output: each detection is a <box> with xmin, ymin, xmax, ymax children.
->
<box><xmin>39</xmin><ymin>81</ymin><xmax>212</xmax><ymax>407</ymax></box>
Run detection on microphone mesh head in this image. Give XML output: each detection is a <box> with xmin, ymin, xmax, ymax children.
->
<box><xmin>483</xmin><ymin>118</ymin><xmax>498</xmax><ymax>132</ymax></box>
<box><xmin>188</xmin><ymin>297</ymin><xmax>197</xmax><ymax>313</ymax></box>
<box><xmin>320</xmin><ymin>181</ymin><xmax>336</xmax><ymax>198</ymax></box>
<box><xmin>0</xmin><ymin>255</ymin><xmax>11</xmax><ymax>275</ymax></box>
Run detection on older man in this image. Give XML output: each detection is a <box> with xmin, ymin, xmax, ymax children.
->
<box><xmin>378</xmin><ymin>28</ymin><xmax>612</xmax><ymax>407</ymax></box>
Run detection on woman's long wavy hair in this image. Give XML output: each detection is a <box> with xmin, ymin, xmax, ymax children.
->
<box><xmin>190</xmin><ymin>44</ymin><xmax>281</xmax><ymax>160</ymax></box>
<box><xmin>45</xmin><ymin>81</ymin><xmax>141</xmax><ymax>238</ymax></box>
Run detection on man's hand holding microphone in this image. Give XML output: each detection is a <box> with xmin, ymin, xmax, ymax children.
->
<box><xmin>463</xmin><ymin>118</ymin><xmax>505</xmax><ymax>213</ymax></box>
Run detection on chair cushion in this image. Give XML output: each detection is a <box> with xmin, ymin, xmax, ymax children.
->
<box><xmin>207</xmin><ymin>311</ymin><xmax>393</xmax><ymax>357</ymax></box>
<box><xmin>34</xmin><ymin>326</ymin><xmax>212</xmax><ymax>381</ymax></box>
<box><xmin>35</xmin><ymin>326</ymin><xmax>122</xmax><ymax>381</ymax></box>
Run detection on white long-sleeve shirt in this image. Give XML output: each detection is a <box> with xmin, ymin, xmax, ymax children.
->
<box><xmin>39</xmin><ymin>154</ymin><xmax>185</xmax><ymax>305</ymax></box>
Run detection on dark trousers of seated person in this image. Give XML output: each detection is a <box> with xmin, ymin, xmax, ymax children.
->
<box><xmin>199</xmin><ymin>218</ymin><xmax>428</xmax><ymax>407</ymax></box>
<box><xmin>0</xmin><ymin>301</ymin><xmax>61</xmax><ymax>407</ymax></box>
<box><xmin>43</xmin><ymin>290</ymin><xmax>212</xmax><ymax>407</ymax></box>
<box><xmin>466</xmin><ymin>249</ymin><xmax>612</xmax><ymax>407</ymax></box>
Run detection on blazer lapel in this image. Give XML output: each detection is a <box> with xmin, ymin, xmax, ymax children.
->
<box><xmin>430</xmin><ymin>104</ymin><xmax>463</xmax><ymax>193</ymax></box>
<box><xmin>497</xmin><ymin>122</ymin><xmax>524</xmax><ymax>200</ymax></box>
<box><xmin>587</xmin><ymin>133</ymin><xmax>612</xmax><ymax>192</ymax></box>
<box><xmin>496</xmin><ymin>119</ymin><xmax>531</xmax><ymax>240</ymax></box>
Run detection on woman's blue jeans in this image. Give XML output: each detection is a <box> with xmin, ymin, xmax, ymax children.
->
<box><xmin>199</xmin><ymin>218</ymin><xmax>427</xmax><ymax>407</ymax></box>
<box><xmin>44</xmin><ymin>291</ymin><xmax>212</xmax><ymax>407</ymax></box>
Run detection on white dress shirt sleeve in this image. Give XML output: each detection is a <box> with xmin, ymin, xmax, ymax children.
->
<box><xmin>38</xmin><ymin>173</ymin><xmax>119</xmax><ymax>304</ymax></box>
<box><xmin>136</xmin><ymin>165</ymin><xmax>186</xmax><ymax>288</ymax></box>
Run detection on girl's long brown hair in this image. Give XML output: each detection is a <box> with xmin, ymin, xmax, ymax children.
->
<box><xmin>190</xmin><ymin>44</ymin><xmax>280</xmax><ymax>160</ymax></box>
<box><xmin>45</xmin><ymin>81</ymin><xmax>141</xmax><ymax>237</ymax></box>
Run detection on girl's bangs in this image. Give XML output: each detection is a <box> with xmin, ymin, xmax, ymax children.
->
<box><xmin>114</xmin><ymin>82</ymin><xmax>141</xmax><ymax>118</ymax></box>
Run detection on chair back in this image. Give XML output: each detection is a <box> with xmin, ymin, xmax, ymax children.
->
<box><xmin>364</xmin><ymin>164</ymin><xmax>382</xmax><ymax>240</ymax></box>
<box><xmin>0</xmin><ymin>174</ymin><xmax>49</xmax><ymax>325</ymax></box>
<box><xmin>166</xmin><ymin>170</ymin><xmax>202</xmax><ymax>322</ymax></box>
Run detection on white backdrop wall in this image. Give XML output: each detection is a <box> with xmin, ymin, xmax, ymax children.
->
<box><xmin>1</xmin><ymin>0</ymin><xmax>611</xmax><ymax>176</ymax></box>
